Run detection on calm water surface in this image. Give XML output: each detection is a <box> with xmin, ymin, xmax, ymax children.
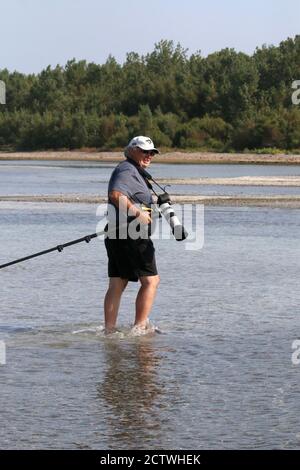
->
<box><xmin>1</xmin><ymin>160</ymin><xmax>300</xmax><ymax>197</ymax></box>
<box><xmin>1</xmin><ymin>201</ymin><xmax>300</xmax><ymax>449</ymax></box>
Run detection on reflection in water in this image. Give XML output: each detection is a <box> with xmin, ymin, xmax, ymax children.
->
<box><xmin>97</xmin><ymin>338</ymin><xmax>165</xmax><ymax>449</ymax></box>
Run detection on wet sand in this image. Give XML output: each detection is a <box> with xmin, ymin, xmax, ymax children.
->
<box><xmin>1</xmin><ymin>194</ymin><xmax>300</xmax><ymax>207</ymax></box>
<box><xmin>1</xmin><ymin>150</ymin><xmax>300</xmax><ymax>164</ymax></box>
<box><xmin>158</xmin><ymin>176</ymin><xmax>300</xmax><ymax>186</ymax></box>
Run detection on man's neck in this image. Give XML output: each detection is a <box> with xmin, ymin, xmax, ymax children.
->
<box><xmin>126</xmin><ymin>156</ymin><xmax>140</xmax><ymax>168</ymax></box>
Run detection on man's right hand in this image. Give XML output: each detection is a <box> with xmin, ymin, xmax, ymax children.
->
<box><xmin>109</xmin><ymin>191</ymin><xmax>152</xmax><ymax>224</ymax></box>
<box><xmin>136</xmin><ymin>209</ymin><xmax>152</xmax><ymax>225</ymax></box>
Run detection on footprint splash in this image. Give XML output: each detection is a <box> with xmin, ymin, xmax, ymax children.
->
<box><xmin>72</xmin><ymin>322</ymin><xmax>164</xmax><ymax>338</ymax></box>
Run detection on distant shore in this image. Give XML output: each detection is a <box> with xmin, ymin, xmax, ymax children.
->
<box><xmin>1</xmin><ymin>150</ymin><xmax>300</xmax><ymax>164</ymax></box>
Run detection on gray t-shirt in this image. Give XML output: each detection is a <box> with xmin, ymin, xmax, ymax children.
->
<box><xmin>107</xmin><ymin>158</ymin><xmax>153</xmax><ymax>226</ymax></box>
<box><xmin>108</xmin><ymin>159</ymin><xmax>153</xmax><ymax>206</ymax></box>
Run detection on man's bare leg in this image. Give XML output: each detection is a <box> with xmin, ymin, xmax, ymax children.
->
<box><xmin>104</xmin><ymin>277</ymin><xmax>128</xmax><ymax>333</ymax></box>
<box><xmin>134</xmin><ymin>275</ymin><xmax>160</xmax><ymax>328</ymax></box>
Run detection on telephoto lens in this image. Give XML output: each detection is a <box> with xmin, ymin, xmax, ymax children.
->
<box><xmin>157</xmin><ymin>193</ymin><xmax>188</xmax><ymax>241</ymax></box>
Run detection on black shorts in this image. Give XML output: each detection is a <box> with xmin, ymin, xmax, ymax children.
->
<box><xmin>104</xmin><ymin>236</ymin><xmax>158</xmax><ymax>282</ymax></box>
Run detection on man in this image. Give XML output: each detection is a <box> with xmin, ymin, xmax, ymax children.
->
<box><xmin>104</xmin><ymin>136</ymin><xmax>160</xmax><ymax>334</ymax></box>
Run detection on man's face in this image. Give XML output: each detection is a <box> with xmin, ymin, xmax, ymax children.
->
<box><xmin>130</xmin><ymin>147</ymin><xmax>156</xmax><ymax>168</ymax></box>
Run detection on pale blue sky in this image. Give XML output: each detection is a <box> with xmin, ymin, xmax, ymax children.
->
<box><xmin>0</xmin><ymin>0</ymin><xmax>299</xmax><ymax>73</ymax></box>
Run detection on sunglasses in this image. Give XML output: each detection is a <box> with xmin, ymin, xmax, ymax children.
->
<box><xmin>140</xmin><ymin>149</ymin><xmax>156</xmax><ymax>156</ymax></box>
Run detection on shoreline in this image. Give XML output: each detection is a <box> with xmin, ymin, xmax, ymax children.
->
<box><xmin>1</xmin><ymin>194</ymin><xmax>300</xmax><ymax>208</ymax></box>
<box><xmin>158</xmin><ymin>176</ymin><xmax>300</xmax><ymax>186</ymax></box>
<box><xmin>1</xmin><ymin>150</ymin><xmax>300</xmax><ymax>164</ymax></box>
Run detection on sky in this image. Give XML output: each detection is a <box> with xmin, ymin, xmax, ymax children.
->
<box><xmin>0</xmin><ymin>0</ymin><xmax>299</xmax><ymax>74</ymax></box>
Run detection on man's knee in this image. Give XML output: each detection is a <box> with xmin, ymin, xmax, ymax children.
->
<box><xmin>140</xmin><ymin>275</ymin><xmax>160</xmax><ymax>289</ymax></box>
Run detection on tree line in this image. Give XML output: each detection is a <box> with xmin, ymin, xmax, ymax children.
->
<box><xmin>0</xmin><ymin>36</ymin><xmax>300</xmax><ymax>152</ymax></box>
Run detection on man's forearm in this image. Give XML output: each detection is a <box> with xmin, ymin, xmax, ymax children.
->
<box><xmin>108</xmin><ymin>191</ymin><xmax>141</xmax><ymax>217</ymax></box>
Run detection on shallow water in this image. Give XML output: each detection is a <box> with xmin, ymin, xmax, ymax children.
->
<box><xmin>1</xmin><ymin>202</ymin><xmax>300</xmax><ymax>449</ymax></box>
<box><xmin>1</xmin><ymin>161</ymin><xmax>300</xmax><ymax>197</ymax></box>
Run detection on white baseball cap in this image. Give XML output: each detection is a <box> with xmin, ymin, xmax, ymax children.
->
<box><xmin>127</xmin><ymin>136</ymin><xmax>159</xmax><ymax>154</ymax></box>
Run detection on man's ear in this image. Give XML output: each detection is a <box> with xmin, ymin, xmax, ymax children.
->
<box><xmin>131</xmin><ymin>147</ymin><xmax>139</xmax><ymax>158</ymax></box>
